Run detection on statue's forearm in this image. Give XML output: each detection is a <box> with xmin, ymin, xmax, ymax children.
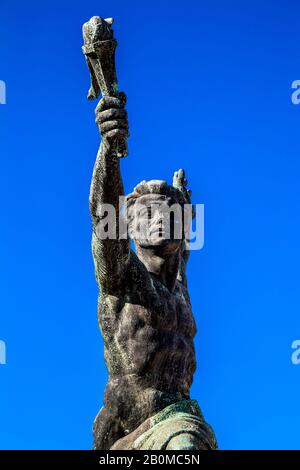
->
<box><xmin>89</xmin><ymin>92</ymin><xmax>129</xmax><ymax>289</ymax></box>
<box><xmin>90</xmin><ymin>141</ymin><xmax>130</xmax><ymax>290</ymax></box>
<box><xmin>89</xmin><ymin>142</ymin><xmax>124</xmax><ymax>226</ymax></box>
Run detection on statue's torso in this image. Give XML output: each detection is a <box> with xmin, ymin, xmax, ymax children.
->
<box><xmin>98</xmin><ymin>252</ymin><xmax>196</xmax><ymax>416</ymax></box>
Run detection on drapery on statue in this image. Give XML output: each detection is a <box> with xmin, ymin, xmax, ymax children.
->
<box><xmin>82</xmin><ymin>16</ymin><xmax>217</xmax><ymax>450</ymax></box>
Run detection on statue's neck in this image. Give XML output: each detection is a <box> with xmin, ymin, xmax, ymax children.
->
<box><xmin>135</xmin><ymin>246</ymin><xmax>180</xmax><ymax>292</ymax></box>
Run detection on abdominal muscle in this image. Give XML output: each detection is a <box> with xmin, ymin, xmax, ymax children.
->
<box><xmin>103</xmin><ymin>331</ymin><xmax>196</xmax><ymax>433</ymax></box>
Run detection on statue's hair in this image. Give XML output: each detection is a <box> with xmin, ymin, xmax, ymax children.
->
<box><xmin>125</xmin><ymin>169</ymin><xmax>194</xmax><ymax>217</ymax></box>
<box><xmin>126</xmin><ymin>180</ymin><xmax>186</xmax><ymax>210</ymax></box>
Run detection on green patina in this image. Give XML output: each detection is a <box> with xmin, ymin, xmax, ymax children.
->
<box><xmin>151</xmin><ymin>399</ymin><xmax>202</xmax><ymax>426</ymax></box>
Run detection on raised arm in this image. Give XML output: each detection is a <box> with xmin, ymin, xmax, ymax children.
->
<box><xmin>90</xmin><ymin>94</ymin><xmax>130</xmax><ymax>291</ymax></box>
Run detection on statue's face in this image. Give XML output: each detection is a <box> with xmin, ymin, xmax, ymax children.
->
<box><xmin>128</xmin><ymin>194</ymin><xmax>184</xmax><ymax>251</ymax></box>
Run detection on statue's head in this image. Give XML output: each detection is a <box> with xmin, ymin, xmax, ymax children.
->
<box><xmin>126</xmin><ymin>169</ymin><xmax>194</xmax><ymax>255</ymax></box>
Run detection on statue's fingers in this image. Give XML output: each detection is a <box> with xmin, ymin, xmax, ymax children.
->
<box><xmin>96</xmin><ymin>96</ymin><xmax>124</xmax><ymax>113</ymax></box>
<box><xmin>104</xmin><ymin>128</ymin><xmax>129</xmax><ymax>142</ymax></box>
<box><xmin>101</xmin><ymin>120</ymin><xmax>128</xmax><ymax>134</ymax></box>
<box><xmin>96</xmin><ymin>108</ymin><xmax>127</xmax><ymax>123</ymax></box>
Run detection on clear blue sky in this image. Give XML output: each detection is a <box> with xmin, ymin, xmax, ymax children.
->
<box><xmin>0</xmin><ymin>0</ymin><xmax>300</xmax><ymax>450</ymax></box>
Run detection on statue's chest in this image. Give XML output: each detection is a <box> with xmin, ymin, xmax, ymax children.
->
<box><xmin>115</xmin><ymin>277</ymin><xmax>195</xmax><ymax>338</ymax></box>
<box><xmin>148</xmin><ymin>278</ymin><xmax>187</xmax><ymax>329</ymax></box>
<box><xmin>99</xmin><ymin>263</ymin><xmax>196</xmax><ymax>340</ymax></box>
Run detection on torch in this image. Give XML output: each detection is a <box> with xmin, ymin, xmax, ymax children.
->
<box><xmin>82</xmin><ymin>16</ymin><xmax>128</xmax><ymax>158</ymax></box>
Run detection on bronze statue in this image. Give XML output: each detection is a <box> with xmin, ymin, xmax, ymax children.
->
<box><xmin>83</xmin><ymin>16</ymin><xmax>217</xmax><ymax>450</ymax></box>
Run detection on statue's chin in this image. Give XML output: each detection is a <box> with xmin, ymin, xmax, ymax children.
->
<box><xmin>134</xmin><ymin>237</ymin><xmax>181</xmax><ymax>252</ymax></box>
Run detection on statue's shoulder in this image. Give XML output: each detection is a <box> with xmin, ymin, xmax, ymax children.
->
<box><xmin>99</xmin><ymin>249</ymin><xmax>152</xmax><ymax>299</ymax></box>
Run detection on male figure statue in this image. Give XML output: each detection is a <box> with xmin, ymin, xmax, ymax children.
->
<box><xmin>89</xmin><ymin>92</ymin><xmax>217</xmax><ymax>450</ymax></box>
